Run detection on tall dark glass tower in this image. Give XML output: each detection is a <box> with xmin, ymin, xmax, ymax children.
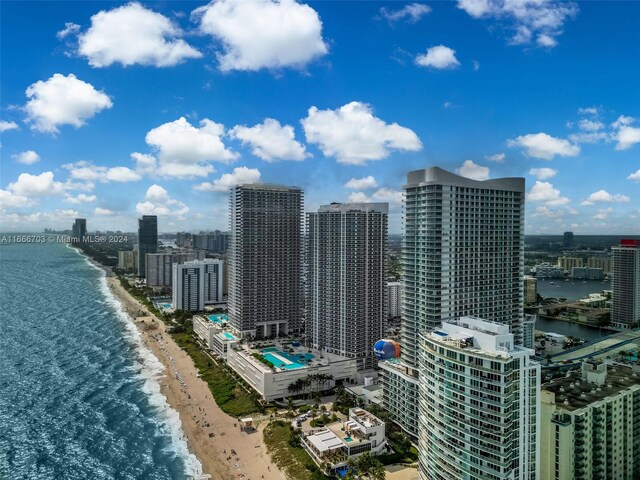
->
<box><xmin>72</xmin><ymin>218</ymin><xmax>87</xmax><ymax>241</ymax></box>
<box><xmin>137</xmin><ymin>215</ymin><xmax>158</xmax><ymax>277</ymax></box>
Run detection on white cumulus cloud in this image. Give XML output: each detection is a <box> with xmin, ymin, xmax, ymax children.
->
<box><xmin>12</xmin><ymin>151</ymin><xmax>41</xmax><ymax>165</ymax></box>
<box><xmin>528</xmin><ymin>181</ymin><xmax>570</xmax><ymax>206</ymax></box>
<box><xmin>193</xmin><ymin>0</ymin><xmax>327</xmax><ymax>72</ymax></box>
<box><xmin>94</xmin><ymin>207</ymin><xmax>115</xmax><ymax>216</ymax></box>
<box><xmin>614</xmin><ymin>125</ymin><xmax>640</xmax><ymax>151</ymax></box>
<box><xmin>230</xmin><ymin>118</ymin><xmax>308</xmax><ymax>161</ymax></box>
<box><xmin>457</xmin><ymin>0</ymin><xmax>578</xmax><ymax>48</ymax></box>
<box><xmin>24</xmin><ymin>73</ymin><xmax>112</xmax><ymax>134</ymax></box>
<box><xmin>7</xmin><ymin>171</ymin><xmax>65</xmax><ymax>197</ymax></box>
<box><xmin>628</xmin><ymin>169</ymin><xmax>640</xmax><ymax>182</ymax></box>
<box><xmin>65</xmin><ymin>193</ymin><xmax>97</xmax><ymax>204</ymax></box>
<box><xmin>301</xmin><ymin>101</ymin><xmax>422</xmax><ymax>165</ymax></box>
<box><xmin>0</xmin><ymin>189</ymin><xmax>36</xmax><ymax>208</ymax></box>
<box><xmin>0</xmin><ymin>120</ymin><xmax>19</xmax><ymax>132</ymax></box>
<box><xmin>346</xmin><ymin>188</ymin><xmax>403</xmax><ymax>206</ymax></box>
<box><xmin>63</xmin><ymin>161</ymin><xmax>142</xmax><ymax>183</ymax></box>
<box><xmin>76</xmin><ymin>2</ymin><xmax>202</xmax><ymax>68</ymax></box>
<box><xmin>345</xmin><ymin>176</ymin><xmax>378</xmax><ymax>190</ymax></box>
<box><xmin>486</xmin><ymin>152</ymin><xmax>505</xmax><ymax>163</ymax></box>
<box><xmin>529</xmin><ymin>167</ymin><xmax>557</xmax><ymax>180</ymax></box>
<box><xmin>594</xmin><ymin>207</ymin><xmax>613</xmax><ymax>220</ymax></box>
<box><xmin>193</xmin><ymin>166</ymin><xmax>261</xmax><ymax>192</ymax></box>
<box><xmin>456</xmin><ymin>160</ymin><xmax>490</xmax><ymax>180</ymax></box>
<box><xmin>380</xmin><ymin>3</ymin><xmax>431</xmax><ymax>23</ymax></box>
<box><xmin>415</xmin><ymin>45</ymin><xmax>460</xmax><ymax>69</ymax></box>
<box><xmin>580</xmin><ymin>189</ymin><xmax>630</xmax><ymax>206</ymax></box>
<box><xmin>136</xmin><ymin>184</ymin><xmax>188</xmax><ymax>216</ymax></box>
<box><xmin>508</xmin><ymin>132</ymin><xmax>580</xmax><ymax>160</ymax></box>
<box><xmin>145</xmin><ymin>117</ymin><xmax>236</xmax><ymax>177</ymax></box>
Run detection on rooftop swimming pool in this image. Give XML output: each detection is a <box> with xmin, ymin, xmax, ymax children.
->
<box><xmin>223</xmin><ymin>332</ymin><xmax>236</xmax><ymax>341</ymax></box>
<box><xmin>208</xmin><ymin>314</ymin><xmax>228</xmax><ymax>324</ymax></box>
<box><xmin>161</xmin><ymin>303</ymin><xmax>172</xmax><ymax>310</ymax></box>
<box><xmin>261</xmin><ymin>347</ymin><xmax>314</xmax><ymax>370</ymax></box>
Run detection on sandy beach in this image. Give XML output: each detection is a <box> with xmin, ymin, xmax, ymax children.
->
<box><xmin>105</xmin><ymin>274</ymin><xmax>286</xmax><ymax>480</ymax></box>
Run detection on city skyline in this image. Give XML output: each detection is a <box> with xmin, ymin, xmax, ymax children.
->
<box><xmin>1</xmin><ymin>1</ymin><xmax>639</xmax><ymax>235</ymax></box>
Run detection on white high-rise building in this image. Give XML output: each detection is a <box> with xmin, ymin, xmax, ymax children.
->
<box><xmin>228</xmin><ymin>184</ymin><xmax>303</xmax><ymax>338</ymax></box>
<box><xmin>306</xmin><ymin>203</ymin><xmax>388</xmax><ymax>370</ymax></box>
<box><xmin>145</xmin><ymin>252</ymin><xmax>199</xmax><ymax>287</ymax></box>
<box><xmin>387</xmin><ymin>281</ymin><xmax>402</xmax><ymax>318</ymax></box>
<box><xmin>172</xmin><ymin>259</ymin><xmax>224</xmax><ymax>311</ymax></box>
<box><xmin>381</xmin><ymin>167</ymin><xmax>525</xmax><ymax>437</ymax></box>
<box><xmin>419</xmin><ymin>317</ymin><xmax>540</xmax><ymax>480</ymax></box>
<box><xmin>203</xmin><ymin>258</ymin><xmax>224</xmax><ymax>305</ymax></box>
<box><xmin>612</xmin><ymin>239</ymin><xmax>640</xmax><ymax>330</ymax></box>
<box><xmin>172</xmin><ymin>261</ymin><xmax>205</xmax><ymax>312</ymax></box>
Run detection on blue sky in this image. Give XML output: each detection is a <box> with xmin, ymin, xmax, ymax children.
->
<box><xmin>1</xmin><ymin>0</ymin><xmax>638</xmax><ymax>234</ymax></box>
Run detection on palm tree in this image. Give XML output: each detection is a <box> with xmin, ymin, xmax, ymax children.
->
<box><xmin>286</xmin><ymin>397</ymin><xmax>296</xmax><ymax>419</ymax></box>
<box><xmin>370</xmin><ymin>462</ymin><xmax>386</xmax><ymax>480</ymax></box>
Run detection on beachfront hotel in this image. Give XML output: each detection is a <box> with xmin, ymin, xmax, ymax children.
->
<box><xmin>380</xmin><ymin>167</ymin><xmax>526</xmax><ymax>437</ymax></box>
<box><xmin>227</xmin><ymin>184</ymin><xmax>304</xmax><ymax>338</ymax></box>
<box><xmin>540</xmin><ymin>361</ymin><xmax>640</xmax><ymax>479</ymax></box>
<box><xmin>418</xmin><ymin>317</ymin><xmax>540</xmax><ymax>480</ymax></box>
<box><xmin>306</xmin><ymin>202</ymin><xmax>388</xmax><ymax>370</ymax></box>
<box><xmin>611</xmin><ymin>239</ymin><xmax>640</xmax><ymax>330</ymax></box>
<box><xmin>137</xmin><ymin>215</ymin><xmax>158</xmax><ymax>278</ymax></box>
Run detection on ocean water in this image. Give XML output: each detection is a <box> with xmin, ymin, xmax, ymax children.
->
<box><xmin>0</xmin><ymin>242</ymin><xmax>202</xmax><ymax>480</ymax></box>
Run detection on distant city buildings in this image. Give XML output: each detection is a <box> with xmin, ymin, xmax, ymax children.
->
<box><xmin>571</xmin><ymin>266</ymin><xmax>604</xmax><ymax>280</ymax></box>
<box><xmin>117</xmin><ymin>250</ymin><xmax>138</xmax><ymax>273</ymax></box>
<box><xmin>612</xmin><ymin>239</ymin><xmax>640</xmax><ymax>329</ymax></box>
<box><xmin>558</xmin><ymin>256</ymin><xmax>584</xmax><ymax>272</ymax></box>
<box><xmin>525</xmin><ymin>275</ymin><xmax>538</xmax><ymax>305</ymax></box>
<box><xmin>137</xmin><ymin>215</ymin><xmax>158</xmax><ymax>278</ymax></box>
<box><xmin>387</xmin><ymin>281</ymin><xmax>402</xmax><ymax>318</ymax></box>
<box><xmin>228</xmin><ymin>184</ymin><xmax>303</xmax><ymax>338</ymax></box>
<box><xmin>306</xmin><ymin>202</ymin><xmax>388</xmax><ymax>370</ymax></box>
<box><xmin>533</xmin><ymin>262</ymin><xmax>564</xmax><ymax>279</ymax></box>
<box><xmin>380</xmin><ymin>167</ymin><xmax>526</xmax><ymax>438</ymax></box>
<box><xmin>418</xmin><ymin>317</ymin><xmax>540</xmax><ymax>480</ymax></box>
<box><xmin>72</xmin><ymin>218</ymin><xmax>87</xmax><ymax>241</ymax></box>
<box><xmin>540</xmin><ymin>361</ymin><xmax>640</xmax><ymax>479</ymax></box>
<box><xmin>588</xmin><ymin>256</ymin><xmax>612</xmax><ymax>275</ymax></box>
<box><xmin>192</xmin><ymin>230</ymin><xmax>230</xmax><ymax>253</ymax></box>
<box><xmin>145</xmin><ymin>252</ymin><xmax>200</xmax><ymax>287</ymax></box>
<box><xmin>563</xmin><ymin>231</ymin><xmax>574</xmax><ymax>247</ymax></box>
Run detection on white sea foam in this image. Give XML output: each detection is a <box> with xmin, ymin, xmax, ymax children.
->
<box><xmin>78</xmin><ymin>251</ymin><xmax>205</xmax><ymax>479</ymax></box>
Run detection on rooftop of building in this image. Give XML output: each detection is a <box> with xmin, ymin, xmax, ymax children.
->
<box><xmin>405</xmin><ymin>166</ymin><xmax>524</xmax><ymax>192</ymax></box>
<box><xmin>235</xmin><ymin>339</ymin><xmax>353</xmax><ymax>373</ymax></box>
<box><xmin>315</xmin><ymin>202</ymin><xmax>389</xmax><ymax>214</ymax></box>
<box><xmin>303</xmin><ymin>408</ymin><xmax>383</xmax><ymax>452</ymax></box>
<box><xmin>235</xmin><ymin>183</ymin><xmax>301</xmax><ymax>192</ymax></box>
<box><xmin>422</xmin><ymin>316</ymin><xmax>533</xmax><ymax>360</ymax></box>
<box><xmin>543</xmin><ymin>362</ymin><xmax>640</xmax><ymax>411</ymax></box>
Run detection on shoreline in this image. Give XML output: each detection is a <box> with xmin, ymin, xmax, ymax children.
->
<box><xmin>77</xmin><ymin>246</ymin><xmax>285</xmax><ymax>480</ymax></box>
<box><xmin>105</xmin><ymin>275</ymin><xmax>286</xmax><ymax>480</ymax></box>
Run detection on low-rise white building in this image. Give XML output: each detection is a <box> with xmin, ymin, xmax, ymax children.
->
<box><xmin>301</xmin><ymin>408</ymin><xmax>387</xmax><ymax>474</ymax></box>
<box><xmin>226</xmin><ymin>342</ymin><xmax>360</xmax><ymax>401</ymax></box>
<box><xmin>193</xmin><ymin>315</ymin><xmax>217</xmax><ymax>348</ymax></box>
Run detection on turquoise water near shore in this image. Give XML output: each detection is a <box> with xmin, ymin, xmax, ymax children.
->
<box><xmin>0</xmin><ymin>242</ymin><xmax>201</xmax><ymax>479</ymax></box>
